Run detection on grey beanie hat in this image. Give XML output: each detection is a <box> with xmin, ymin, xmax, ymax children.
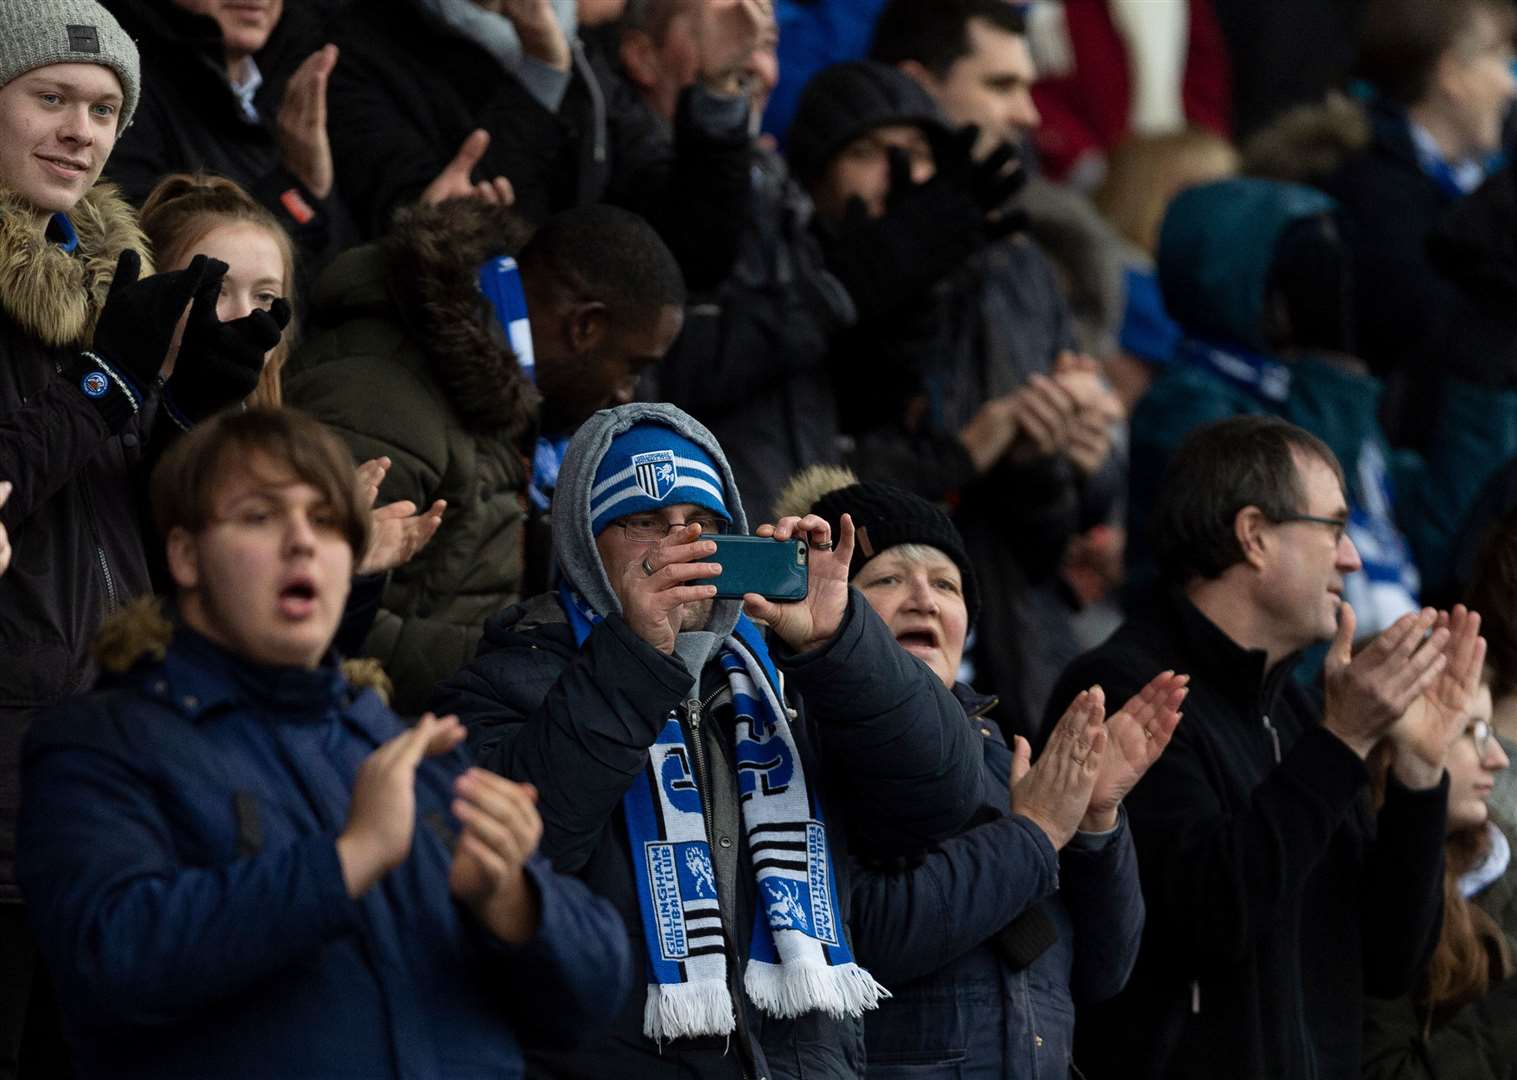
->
<box><xmin>0</xmin><ymin>1</ymin><xmax>141</xmax><ymax>128</ymax></box>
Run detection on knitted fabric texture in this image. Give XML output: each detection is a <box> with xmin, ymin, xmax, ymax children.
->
<box><xmin>0</xmin><ymin>0</ymin><xmax>140</xmax><ymax>127</ymax></box>
<box><xmin>810</xmin><ymin>481</ymin><xmax>981</xmax><ymax>628</ymax></box>
<box><xmin>786</xmin><ymin>60</ymin><xmax>948</xmax><ymax>186</ymax></box>
<box><xmin>590</xmin><ymin>423</ymin><xmax>733</xmax><ymax>536</ymax></box>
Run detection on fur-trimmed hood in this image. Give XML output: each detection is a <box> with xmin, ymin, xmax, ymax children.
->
<box><xmin>0</xmin><ymin>183</ymin><xmax>149</xmax><ymax>348</ymax></box>
<box><xmin>95</xmin><ymin>597</ymin><xmax>395</xmax><ymax>704</ymax></box>
<box><xmin>366</xmin><ymin>199</ymin><xmax>540</xmax><ymax>438</ymax></box>
<box><xmin>1241</xmin><ymin>93</ymin><xmax>1372</xmax><ymax>186</ymax></box>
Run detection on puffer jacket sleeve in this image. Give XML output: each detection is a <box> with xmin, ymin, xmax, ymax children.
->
<box><xmin>17</xmin><ymin>699</ymin><xmax>360</xmax><ymax>1027</ymax></box>
<box><xmin>484</xmin><ymin>856</ymin><xmax>635</xmax><ymax>1048</ymax></box>
<box><xmin>847</xmin><ymin>812</ymin><xmax>1060</xmax><ymax>987</ymax></box>
<box><xmin>778</xmin><ymin>591</ymin><xmax>981</xmax><ymax>853</ymax></box>
<box><xmin>434</xmin><ymin>614</ymin><xmax>693</xmax><ymax>874</ymax></box>
<box><xmin>1061</xmin><ymin>810</ymin><xmax>1144</xmax><ymax>1005</ymax></box>
<box><xmin>1361</xmin><ymin>979</ymin><xmax>1517</xmax><ymax>1080</ymax></box>
<box><xmin>0</xmin><ymin>367</ymin><xmax>116</xmax><ymax>533</ymax></box>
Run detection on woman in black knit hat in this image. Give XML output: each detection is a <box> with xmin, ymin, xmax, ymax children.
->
<box><xmin>777</xmin><ymin>466</ymin><xmax>1187</xmax><ymax>1080</ymax></box>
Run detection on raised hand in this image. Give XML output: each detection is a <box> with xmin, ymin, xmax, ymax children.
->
<box><xmin>958</xmin><ymin>393</ymin><xmax>1020</xmax><ymax>474</ymax></box>
<box><xmin>449</xmin><ymin>768</ymin><xmax>544</xmax><ymax>943</ymax></box>
<box><xmin>743</xmin><ymin>513</ymin><xmax>855</xmax><ymax>652</ymax></box>
<box><xmin>336</xmin><ymin>713</ymin><xmax>466</xmax><ymax>897</ymax></box>
<box><xmin>277</xmin><ymin>44</ymin><xmax>339</xmax><ymax>199</ymax></box>
<box><xmin>1054</xmin><ymin>352</ymin><xmax>1125</xmax><ymax>477</ymax></box>
<box><xmin>1389</xmin><ymin>605</ymin><xmax>1487</xmax><ymax>788</ymax></box>
<box><xmin>1007</xmin><ymin>373</ymin><xmax>1078</xmax><ymax>461</ymax></box>
<box><xmin>1323</xmin><ymin>605</ymin><xmax>1449</xmax><ymax>759</ymax></box>
<box><xmin>165</xmin><ymin>267</ymin><xmax>291</xmax><ymax>425</ymax></box>
<box><xmin>1083</xmin><ymin>671</ymin><xmax>1188</xmax><ymax>830</ymax></box>
<box><xmin>90</xmin><ymin>250</ymin><xmax>214</xmax><ymax>399</ymax></box>
<box><xmin>351</xmin><ymin>456</ymin><xmax>446</xmax><ymax>576</ymax></box>
<box><xmin>698</xmin><ymin>0</ymin><xmax>771</xmax><ymax>95</ymax></box>
<box><xmin>499</xmin><ymin>0</ymin><xmax>571</xmax><ymax>70</ymax></box>
<box><xmin>611</xmin><ymin>524</ymin><xmax>720</xmax><ymax>654</ymax></box>
<box><xmin>421</xmin><ymin>129</ymin><xmax>515</xmax><ymax>208</ymax></box>
<box><xmin>1011</xmin><ymin>688</ymin><xmax>1107</xmax><ymax>850</ymax></box>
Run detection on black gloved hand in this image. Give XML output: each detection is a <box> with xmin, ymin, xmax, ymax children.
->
<box><xmin>161</xmin><ymin>266</ymin><xmax>292</xmax><ymax>430</ymax></box>
<box><xmin>820</xmin><ymin>146</ymin><xmax>985</xmax><ymax>323</ymax></box>
<box><xmin>69</xmin><ymin>250</ymin><xmax>212</xmax><ymax>431</ymax></box>
<box><xmin>924</xmin><ymin>124</ymin><xmax>1028</xmax><ymax>239</ymax></box>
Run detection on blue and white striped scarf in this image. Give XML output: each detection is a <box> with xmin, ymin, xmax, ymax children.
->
<box><xmin>559</xmin><ymin>584</ymin><xmax>886</xmax><ymax>1040</ymax></box>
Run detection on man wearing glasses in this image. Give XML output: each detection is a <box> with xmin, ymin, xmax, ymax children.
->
<box><xmin>1046</xmin><ymin>415</ymin><xmax>1487</xmax><ymax>1080</ymax></box>
<box><xmin>433</xmin><ymin>401</ymin><xmax>984</xmax><ymax>1080</ymax></box>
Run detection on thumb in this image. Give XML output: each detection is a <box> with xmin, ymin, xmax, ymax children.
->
<box><xmin>1327</xmin><ymin>600</ymin><xmax>1356</xmax><ymax>672</ymax></box>
<box><xmin>449</xmin><ymin>129</ymin><xmax>491</xmax><ymax>178</ymax></box>
<box><xmin>106</xmin><ymin>248</ymin><xmax>142</xmax><ymax>301</ymax></box>
<box><xmin>1010</xmin><ymin>735</ymin><xmax>1032</xmax><ymax>787</ymax></box>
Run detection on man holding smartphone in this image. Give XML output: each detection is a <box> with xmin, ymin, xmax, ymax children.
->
<box><xmin>433</xmin><ymin>401</ymin><xmax>984</xmax><ymax>1080</ymax></box>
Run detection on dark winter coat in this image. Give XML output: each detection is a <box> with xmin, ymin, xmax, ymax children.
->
<box><xmin>1049</xmin><ymin>590</ymin><xmax>1448</xmax><ymax>1080</ymax></box>
<box><xmin>283</xmin><ymin>200</ymin><xmax>539</xmax><ymax>716</ymax></box>
<box><xmin>324</xmin><ymin>0</ymin><xmax>751</xmax><ymax>290</ymax></box>
<box><xmin>850</xmin><ymin>685</ymin><xmax>1144</xmax><ymax>1080</ymax></box>
<box><xmin>102</xmin><ymin>0</ymin><xmax>355</xmax><ymax>285</ymax></box>
<box><xmin>0</xmin><ymin>186</ymin><xmax>153</xmax><ymax>899</ymax></box>
<box><xmin>837</xmin><ymin>238</ymin><xmax>1123</xmax><ymax>738</ymax></box>
<box><xmin>657</xmin><ymin>146</ymin><xmax>855</xmax><ymax>523</ymax></box>
<box><xmin>1323</xmin><ymin>98</ymin><xmax>1512</xmax><ymax>447</ymax></box>
<box><xmin>1362</xmin><ymin>977</ymin><xmax>1517</xmax><ymax>1080</ymax></box>
<box><xmin>16</xmin><ymin>617</ymin><xmax>631</xmax><ymax>1079</ymax></box>
<box><xmin>431</xmin><ymin>589</ymin><xmax>982</xmax><ymax>1079</ymax></box>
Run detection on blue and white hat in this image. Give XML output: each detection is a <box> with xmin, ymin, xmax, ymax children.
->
<box><xmin>590</xmin><ymin>423</ymin><xmax>732</xmax><ymax>535</ymax></box>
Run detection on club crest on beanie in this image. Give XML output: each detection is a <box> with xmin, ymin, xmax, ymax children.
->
<box><xmin>0</xmin><ymin>1</ymin><xmax>141</xmax><ymax>129</ymax></box>
<box><xmin>590</xmin><ymin>423</ymin><xmax>732</xmax><ymax>535</ymax></box>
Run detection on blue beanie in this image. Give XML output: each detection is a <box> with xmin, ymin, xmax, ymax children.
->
<box><xmin>589</xmin><ymin>423</ymin><xmax>731</xmax><ymax>535</ymax></box>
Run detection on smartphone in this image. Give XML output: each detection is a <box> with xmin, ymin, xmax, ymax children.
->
<box><xmin>707</xmin><ymin>536</ymin><xmax>809</xmax><ymax>602</ymax></box>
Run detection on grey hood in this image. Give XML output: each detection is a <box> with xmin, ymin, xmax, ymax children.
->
<box><xmin>552</xmin><ymin>403</ymin><xmax>748</xmax><ymax>643</ymax></box>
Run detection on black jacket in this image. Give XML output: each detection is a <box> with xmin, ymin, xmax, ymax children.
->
<box><xmin>101</xmin><ymin>0</ymin><xmax>356</xmax><ymax>288</ymax></box>
<box><xmin>656</xmin><ymin>147</ymin><xmax>855</xmax><ymax>523</ymax></box>
<box><xmin>0</xmin><ymin>187</ymin><xmax>154</xmax><ymax>898</ymax></box>
<box><xmin>432</xmin><ymin>590</ymin><xmax>981</xmax><ymax>1079</ymax></box>
<box><xmin>1048</xmin><ymin>591</ymin><xmax>1448</xmax><ymax>1080</ymax></box>
<box><xmin>324</xmin><ymin>0</ymin><xmax>751</xmax><ymax>290</ymax></box>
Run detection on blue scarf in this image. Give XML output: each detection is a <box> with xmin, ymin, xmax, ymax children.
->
<box><xmin>558</xmin><ymin>583</ymin><xmax>885</xmax><ymax>1040</ymax></box>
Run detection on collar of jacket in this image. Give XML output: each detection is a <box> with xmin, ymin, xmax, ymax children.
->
<box><xmin>952</xmin><ymin>681</ymin><xmax>998</xmax><ymax>721</ymax></box>
<box><xmin>1165</xmin><ymin>587</ymin><xmax>1302</xmax><ymax>716</ymax></box>
<box><xmin>0</xmin><ymin>184</ymin><xmax>148</xmax><ymax>348</ymax></box>
<box><xmin>150</xmin><ymin>625</ymin><xmax>358</xmax><ymax>728</ymax></box>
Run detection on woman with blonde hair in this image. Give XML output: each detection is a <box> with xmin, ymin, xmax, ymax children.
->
<box><xmin>139</xmin><ymin>172</ymin><xmax>297</xmax><ymax>408</ymax></box>
<box><xmin>1362</xmin><ymin>675</ymin><xmax>1517</xmax><ymax>1077</ymax></box>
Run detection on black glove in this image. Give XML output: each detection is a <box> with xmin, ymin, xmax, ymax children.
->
<box><xmin>925</xmin><ymin>124</ymin><xmax>1028</xmax><ymax>233</ymax></box>
<box><xmin>68</xmin><ymin>250</ymin><xmax>212</xmax><ymax>431</ymax></box>
<box><xmin>161</xmin><ymin>267</ymin><xmax>292</xmax><ymax>430</ymax></box>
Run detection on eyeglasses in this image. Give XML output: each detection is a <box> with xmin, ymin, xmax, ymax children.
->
<box><xmin>611</xmin><ymin>514</ymin><xmax>729</xmax><ymax>543</ymax></box>
<box><xmin>1470</xmin><ymin>718</ymin><xmax>1495</xmax><ymax>760</ymax></box>
<box><xmin>1271</xmin><ymin>513</ymin><xmax>1350</xmax><ymax>545</ymax></box>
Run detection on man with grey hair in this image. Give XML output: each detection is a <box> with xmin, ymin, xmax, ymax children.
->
<box><xmin>0</xmin><ymin>3</ymin><xmax>289</xmax><ymax>1071</ymax></box>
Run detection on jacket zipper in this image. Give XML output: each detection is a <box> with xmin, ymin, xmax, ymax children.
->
<box><xmin>77</xmin><ymin>478</ymin><xmax>119</xmax><ymax>614</ymax></box>
<box><xmin>683</xmin><ymin>690</ymin><xmax>759</xmax><ymax>1080</ymax></box>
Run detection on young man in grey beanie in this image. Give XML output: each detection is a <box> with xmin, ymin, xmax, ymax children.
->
<box><xmin>432</xmin><ymin>401</ymin><xmax>986</xmax><ymax>1080</ymax></box>
<box><xmin>0</xmin><ymin>4</ymin><xmax>289</xmax><ymax>1073</ymax></box>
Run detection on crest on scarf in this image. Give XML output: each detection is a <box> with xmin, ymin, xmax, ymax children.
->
<box><xmin>633</xmin><ymin>450</ymin><xmax>678</xmax><ymax>501</ymax></box>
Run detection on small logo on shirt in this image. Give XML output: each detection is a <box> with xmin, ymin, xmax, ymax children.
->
<box><xmin>66</xmin><ymin>25</ymin><xmax>101</xmax><ymax>54</ymax></box>
<box><xmin>80</xmin><ymin>371</ymin><xmax>109</xmax><ymax>398</ymax></box>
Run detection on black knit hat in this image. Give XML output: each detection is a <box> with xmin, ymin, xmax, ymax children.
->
<box><xmin>786</xmin><ymin>60</ymin><xmax>950</xmax><ymax>187</ymax></box>
<box><xmin>811</xmin><ymin>481</ymin><xmax>980</xmax><ymax>628</ymax></box>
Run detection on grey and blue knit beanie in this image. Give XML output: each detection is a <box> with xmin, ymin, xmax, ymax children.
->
<box><xmin>0</xmin><ymin>1</ymin><xmax>141</xmax><ymax>128</ymax></box>
<box><xmin>589</xmin><ymin>423</ymin><xmax>732</xmax><ymax>535</ymax></box>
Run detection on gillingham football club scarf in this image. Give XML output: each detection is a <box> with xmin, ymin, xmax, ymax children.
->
<box><xmin>558</xmin><ymin>584</ymin><xmax>886</xmax><ymax>1041</ymax></box>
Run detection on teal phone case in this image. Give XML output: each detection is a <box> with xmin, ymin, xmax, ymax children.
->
<box><xmin>708</xmin><ymin>536</ymin><xmax>809</xmax><ymax>601</ymax></box>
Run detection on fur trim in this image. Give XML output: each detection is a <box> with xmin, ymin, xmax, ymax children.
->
<box><xmin>1242</xmin><ymin>93</ymin><xmax>1371</xmax><ymax>185</ymax></box>
<box><xmin>772</xmin><ymin>465</ymin><xmax>859</xmax><ymax>523</ymax></box>
<box><xmin>340</xmin><ymin>658</ymin><xmax>394</xmax><ymax>706</ymax></box>
<box><xmin>382</xmin><ymin>199</ymin><xmax>540</xmax><ymax>439</ymax></box>
<box><xmin>93</xmin><ymin>596</ymin><xmax>173</xmax><ymax>674</ymax></box>
<box><xmin>0</xmin><ymin>183</ymin><xmax>150</xmax><ymax>348</ymax></box>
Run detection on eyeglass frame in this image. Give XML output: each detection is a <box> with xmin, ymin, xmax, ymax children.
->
<box><xmin>1269</xmin><ymin>513</ymin><xmax>1351</xmax><ymax>544</ymax></box>
<box><xmin>1470</xmin><ymin>717</ymin><xmax>1496</xmax><ymax>760</ymax></box>
<box><xmin>609</xmin><ymin>512</ymin><xmax>730</xmax><ymax>543</ymax></box>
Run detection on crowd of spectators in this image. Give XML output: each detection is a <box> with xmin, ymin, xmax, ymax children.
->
<box><xmin>2</xmin><ymin>0</ymin><xmax>1517</xmax><ymax>1077</ymax></box>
